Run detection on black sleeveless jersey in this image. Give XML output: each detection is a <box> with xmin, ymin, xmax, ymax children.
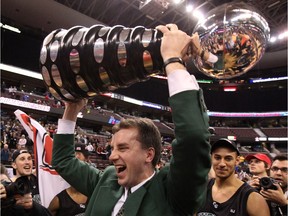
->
<box><xmin>56</xmin><ymin>189</ymin><xmax>86</xmax><ymax>216</ymax></box>
<box><xmin>197</xmin><ymin>179</ymin><xmax>256</xmax><ymax>216</ymax></box>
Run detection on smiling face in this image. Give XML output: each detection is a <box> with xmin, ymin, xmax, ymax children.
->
<box><xmin>212</xmin><ymin>147</ymin><xmax>239</xmax><ymax>180</ymax></box>
<box><xmin>12</xmin><ymin>152</ymin><xmax>33</xmax><ymax>177</ymax></box>
<box><xmin>109</xmin><ymin>128</ymin><xmax>155</xmax><ymax>188</ymax></box>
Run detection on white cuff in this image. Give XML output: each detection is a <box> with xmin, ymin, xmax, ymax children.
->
<box><xmin>167</xmin><ymin>69</ymin><xmax>199</xmax><ymax>97</ymax></box>
<box><xmin>57</xmin><ymin>119</ymin><xmax>76</xmax><ymax>134</ymax></box>
<box><xmin>207</xmin><ymin>53</ymin><xmax>218</xmax><ymax>63</ymax></box>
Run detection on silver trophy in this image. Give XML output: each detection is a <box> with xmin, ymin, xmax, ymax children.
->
<box><xmin>40</xmin><ymin>25</ymin><xmax>163</xmax><ymax>101</ymax></box>
<box><xmin>40</xmin><ymin>2</ymin><xmax>269</xmax><ymax>101</ymax></box>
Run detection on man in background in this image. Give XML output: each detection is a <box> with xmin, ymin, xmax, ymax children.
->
<box><xmin>197</xmin><ymin>138</ymin><xmax>269</xmax><ymax>216</ymax></box>
<box><xmin>260</xmin><ymin>155</ymin><xmax>288</xmax><ymax>216</ymax></box>
<box><xmin>245</xmin><ymin>153</ymin><xmax>272</xmax><ymax>189</ymax></box>
<box><xmin>1</xmin><ymin>143</ymin><xmax>11</xmax><ymax>165</ymax></box>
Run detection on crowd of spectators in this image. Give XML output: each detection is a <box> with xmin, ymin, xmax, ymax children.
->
<box><xmin>1</xmin><ymin>83</ymin><xmax>287</xmax><ymax>129</ymax></box>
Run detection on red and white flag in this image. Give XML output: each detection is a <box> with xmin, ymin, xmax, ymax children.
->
<box><xmin>14</xmin><ymin>109</ymin><xmax>69</xmax><ymax>207</ymax></box>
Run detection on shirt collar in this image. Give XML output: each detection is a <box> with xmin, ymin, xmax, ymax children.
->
<box><xmin>129</xmin><ymin>171</ymin><xmax>155</xmax><ymax>194</ymax></box>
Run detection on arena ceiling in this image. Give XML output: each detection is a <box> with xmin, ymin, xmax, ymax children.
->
<box><xmin>1</xmin><ymin>0</ymin><xmax>287</xmax><ymax>72</ymax></box>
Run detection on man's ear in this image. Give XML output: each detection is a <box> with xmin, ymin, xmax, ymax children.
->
<box><xmin>146</xmin><ymin>147</ymin><xmax>155</xmax><ymax>163</ymax></box>
<box><xmin>11</xmin><ymin>162</ymin><xmax>17</xmax><ymax>170</ymax></box>
<box><xmin>236</xmin><ymin>155</ymin><xmax>240</xmax><ymax>164</ymax></box>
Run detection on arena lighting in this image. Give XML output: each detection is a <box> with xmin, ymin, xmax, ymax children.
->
<box><xmin>250</xmin><ymin>76</ymin><xmax>288</xmax><ymax>83</ymax></box>
<box><xmin>268</xmin><ymin>137</ymin><xmax>288</xmax><ymax>141</ymax></box>
<box><xmin>227</xmin><ymin>136</ymin><xmax>237</xmax><ymax>141</ymax></box>
<box><xmin>170</xmin><ymin>0</ymin><xmax>185</xmax><ymax>4</ymax></box>
<box><xmin>256</xmin><ymin>137</ymin><xmax>288</xmax><ymax>142</ymax></box>
<box><xmin>151</xmin><ymin>74</ymin><xmax>213</xmax><ymax>83</ymax></box>
<box><xmin>223</xmin><ymin>87</ymin><xmax>237</xmax><ymax>92</ymax></box>
<box><xmin>139</xmin><ymin>0</ymin><xmax>169</xmax><ymax>19</ymax></box>
<box><xmin>197</xmin><ymin>80</ymin><xmax>213</xmax><ymax>83</ymax></box>
<box><xmin>255</xmin><ymin>137</ymin><xmax>267</xmax><ymax>142</ymax></box>
<box><xmin>193</xmin><ymin>10</ymin><xmax>204</xmax><ymax>20</ymax></box>
<box><xmin>0</xmin><ymin>22</ymin><xmax>21</xmax><ymax>33</ymax></box>
<box><xmin>122</xmin><ymin>96</ymin><xmax>143</xmax><ymax>106</ymax></box>
<box><xmin>185</xmin><ymin>4</ymin><xmax>193</xmax><ymax>12</ymax></box>
<box><xmin>0</xmin><ymin>97</ymin><xmax>50</xmax><ymax>112</ymax></box>
<box><xmin>269</xmin><ymin>30</ymin><xmax>288</xmax><ymax>43</ymax></box>
<box><xmin>269</xmin><ymin>36</ymin><xmax>277</xmax><ymax>43</ymax></box>
<box><xmin>208</xmin><ymin>111</ymin><xmax>288</xmax><ymax>117</ymax></box>
<box><xmin>0</xmin><ymin>63</ymin><xmax>42</xmax><ymax>80</ymax></box>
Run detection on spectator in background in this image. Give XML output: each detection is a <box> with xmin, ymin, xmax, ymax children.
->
<box><xmin>11</xmin><ymin>149</ymin><xmax>41</xmax><ymax>205</ymax></box>
<box><xmin>8</xmin><ymin>131</ymin><xmax>18</xmax><ymax>149</ymax></box>
<box><xmin>1</xmin><ymin>144</ymin><xmax>11</xmax><ymax>165</ymax></box>
<box><xmin>245</xmin><ymin>153</ymin><xmax>272</xmax><ymax>190</ymax></box>
<box><xmin>197</xmin><ymin>138</ymin><xmax>270</xmax><ymax>216</ymax></box>
<box><xmin>8</xmin><ymin>86</ymin><xmax>17</xmax><ymax>99</ymax></box>
<box><xmin>18</xmin><ymin>134</ymin><xmax>27</xmax><ymax>149</ymax></box>
<box><xmin>74</xmin><ymin>143</ymin><xmax>96</xmax><ymax>168</ymax></box>
<box><xmin>86</xmin><ymin>142</ymin><xmax>95</xmax><ymax>153</ymax></box>
<box><xmin>0</xmin><ymin>163</ymin><xmax>51</xmax><ymax>216</ymax></box>
<box><xmin>260</xmin><ymin>155</ymin><xmax>288</xmax><ymax>216</ymax></box>
<box><xmin>1</xmin><ymin>81</ymin><xmax>6</xmax><ymax>93</ymax></box>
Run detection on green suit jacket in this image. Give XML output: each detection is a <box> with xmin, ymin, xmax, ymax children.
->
<box><xmin>52</xmin><ymin>90</ymin><xmax>211</xmax><ymax>216</ymax></box>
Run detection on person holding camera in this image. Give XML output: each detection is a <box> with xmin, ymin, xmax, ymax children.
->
<box><xmin>245</xmin><ymin>153</ymin><xmax>272</xmax><ymax>189</ymax></box>
<box><xmin>10</xmin><ymin>149</ymin><xmax>41</xmax><ymax>204</ymax></box>
<box><xmin>260</xmin><ymin>155</ymin><xmax>288</xmax><ymax>216</ymax></box>
<box><xmin>196</xmin><ymin>139</ymin><xmax>270</xmax><ymax>216</ymax></box>
<box><xmin>0</xmin><ymin>162</ymin><xmax>51</xmax><ymax>215</ymax></box>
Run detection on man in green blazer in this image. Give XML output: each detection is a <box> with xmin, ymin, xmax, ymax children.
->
<box><xmin>52</xmin><ymin>24</ymin><xmax>211</xmax><ymax>216</ymax></box>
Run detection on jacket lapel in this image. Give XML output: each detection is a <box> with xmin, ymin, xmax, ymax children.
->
<box><xmin>124</xmin><ymin>185</ymin><xmax>148</xmax><ymax>216</ymax></box>
<box><xmin>93</xmin><ymin>185</ymin><xmax>123</xmax><ymax>215</ymax></box>
<box><xmin>124</xmin><ymin>180</ymin><xmax>155</xmax><ymax>216</ymax></box>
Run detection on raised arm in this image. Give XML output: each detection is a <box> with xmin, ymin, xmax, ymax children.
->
<box><xmin>156</xmin><ymin>24</ymin><xmax>211</xmax><ymax>214</ymax></box>
<box><xmin>52</xmin><ymin>99</ymin><xmax>102</xmax><ymax>196</ymax></box>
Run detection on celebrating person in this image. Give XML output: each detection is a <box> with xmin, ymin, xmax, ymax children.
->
<box><xmin>52</xmin><ymin>24</ymin><xmax>211</xmax><ymax>216</ymax></box>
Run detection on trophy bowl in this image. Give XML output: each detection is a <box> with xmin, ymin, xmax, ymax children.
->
<box><xmin>192</xmin><ymin>2</ymin><xmax>270</xmax><ymax>79</ymax></box>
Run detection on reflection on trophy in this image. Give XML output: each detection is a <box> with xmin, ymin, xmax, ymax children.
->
<box><xmin>40</xmin><ymin>25</ymin><xmax>163</xmax><ymax>101</ymax></box>
<box><xmin>193</xmin><ymin>2</ymin><xmax>270</xmax><ymax>79</ymax></box>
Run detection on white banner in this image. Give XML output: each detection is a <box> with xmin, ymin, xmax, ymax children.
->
<box><xmin>14</xmin><ymin>109</ymin><xmax>69</xmax><ymax>208</ymax></box>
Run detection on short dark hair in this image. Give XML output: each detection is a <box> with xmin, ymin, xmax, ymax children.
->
<box><xmin>112</xmin><ymin>118</ymin><xmax>162</xmax><ymax>167</ymax></box>
<box><xmin>273</xmin><ymin>155</ymin><xmax>288</xmax><ymax>162</ymax></box>
<box><xmin>211</xmin><ymin>138</ymin><xmax>240</xmax><ymax>156</ymax></box>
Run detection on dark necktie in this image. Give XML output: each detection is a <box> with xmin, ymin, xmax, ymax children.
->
<box><xmin>116</xmin><ymin>188</ymin><xmax>131</xmax><ymax>216</ymax></box>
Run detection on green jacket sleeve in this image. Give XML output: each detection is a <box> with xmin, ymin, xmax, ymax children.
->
<box><xmin>52</xmin><ymin>133</ymin><xmax>102</xmax><ymax>197</ymax></box>
<box><xmin>167</xmin><ymin>89</ymin><xmax>211</xmax><ymax>215</ymax></box>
